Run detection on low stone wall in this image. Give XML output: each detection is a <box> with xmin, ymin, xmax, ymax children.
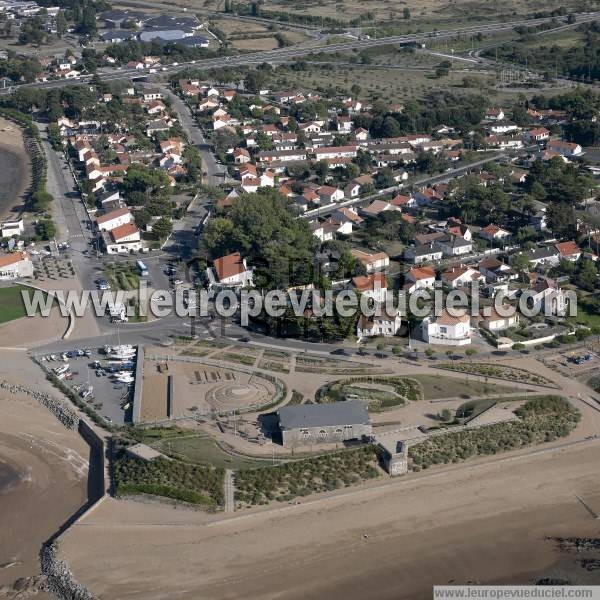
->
<box><xmin>0</xmin><ymin>379</ymin><xmax>78</xmax><ymax>429</ymax></box>
<box><xmin>40</xmin><ymin>544</ymin><xmax>97</xmax><ymax>600</ymax></box>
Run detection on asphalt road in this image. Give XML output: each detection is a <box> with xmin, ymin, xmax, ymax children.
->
<box><xmin>302</xmin><ymin>152</ymin><xmax>507</xmax><ymax>220</ymax></box>
<box><xmin>3</xmin><ymin>11</ymin><xmax>600</xmax><ymax>95</ymax></box>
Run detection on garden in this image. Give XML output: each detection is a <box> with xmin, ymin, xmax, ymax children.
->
<box><xmin>409</xmin><ymin>396</ymin><xmax>580</xmax><ymax>470</ymax></box>
<box><xmin>103</xmin><ymin>263</ymin><xmax>140</xmax><ymax>291</ymax></box>
<box><xmin>113</xmin><ymin>451</ymin><xmax>225</xmax><ymax>508</ymax></box>
<box><xmin>436</xmin><ymin>362</ymin><xmax>555</xmax><ymax>387</ymax></box>
<box><xmin>234</xmin><ymin>445</ymin><xmax>381</xmax><ymax>507</ymax></box>
<box><xmin>316</xmin><ymin>376</ymin><xmax>423</xmax><ymax>411</ymax></box>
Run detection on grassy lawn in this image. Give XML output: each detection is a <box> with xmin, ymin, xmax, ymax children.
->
<box><xmin>0</xmin><ymin>285</ymin><xmax>30</xmax><ymax>323</ymax></box>
<box><xmin>0</xmin><ymin>285</ymin><xmax>53</xmax><ymax>324</ymax></box>
<box><xmin>410</xmin><ymin>374</ymin><xmax>516</xmax><ymax>400</ymax></box>
<box><xmin>155</xmin><ymin>434</ymin><xmax>271</xmax><ymax>470</ymax></box>
<box><xmin>104</xmin><ymin>263</ymin><xmax>140</xmax><ymax>291</ymax></box>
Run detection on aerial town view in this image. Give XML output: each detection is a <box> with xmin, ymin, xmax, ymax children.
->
<box><xmin>1</xmin><ymin>0</ymin><xmax>600</xmax><ymax>598</ymax></box>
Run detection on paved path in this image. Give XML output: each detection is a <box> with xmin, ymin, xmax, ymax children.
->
<box><xmin>224</xmin><ymin>469</ymin><xmax>235</xmax><ymax>513</ymax></box>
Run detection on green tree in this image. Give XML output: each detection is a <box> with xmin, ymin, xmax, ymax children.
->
<box><xmin>56</xmin><ymin>10</ymin><xmax>68</xmax><ymax>38</ymax></box>
<box><xmin>152</xmin><ymin>217</ymin><xmax>173</xmax><ymax>241</ymax></box>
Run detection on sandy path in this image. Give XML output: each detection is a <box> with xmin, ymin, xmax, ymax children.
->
<box><xmin>59</xmin><ymin>439</ymin><xmax>600</xmax><ymax>599</ymax></box>
<box><xmin>0</xmin><ymin>116</ymin><xmax>31</xmax><ymax>221</ymax></box>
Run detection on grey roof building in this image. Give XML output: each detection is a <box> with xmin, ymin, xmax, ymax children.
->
<box><xmin>139</xmin><ymin>28</ymin><xmax>193</xmax><ymax>43</ymax></box>
<box><xmin>101</xmin><ymin>30</ymin><xmax>135</xmax><ymax>43</ymax></box>
<box><xmin>144</xmin><ymin>15</ymin><xmax>200</xmax><ymax>29</ymax></box>
<box><xmin>175</xmin><ymin>35</ymin><xmax>210</xmax><ymax>48</ymax></box>
<box><xmin>277</xmin><ymin>400</ymin><xmax>371</xmax><ymax>447</ymax></box>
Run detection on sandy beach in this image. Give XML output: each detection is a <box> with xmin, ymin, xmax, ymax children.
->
<box><xmin>0</xmin><ymin>116</ymin><xmax>32</xmax><ymax>221</ymax></box>
<box><xmin>58</xmin><ymin>438</ymin><xmax>600</xmax><ymax>599</ymax></box>
<box><xmin>0</xmin><ymin>351</ymin><xmax>89</xmax><ymax>596</ymax></box>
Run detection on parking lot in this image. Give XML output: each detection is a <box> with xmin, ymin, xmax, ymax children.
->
<box><xmin>35</xmin><ymin>344</ymin><xmax>137</xmax><ymax>425</ymax></box>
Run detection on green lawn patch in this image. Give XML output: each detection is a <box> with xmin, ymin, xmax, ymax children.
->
<box><xmin>410</xmin><ymin>374</ymin><xmax>516</xmax><ymax>400</ymax></box>
<box><xmin>153</xmin><ymin>435</ymin><xmax>269</xmax><ymax>470</ymax></box>
<box><xmin>0</xmin><ymin>285</ymin><xmax>53</xmax><ymax>324</ymax></box>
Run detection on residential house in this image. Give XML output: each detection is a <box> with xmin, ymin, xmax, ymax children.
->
<box><xmin>351</xmin><ymin>272</ymin><xmax>387</xmax><ymax>303</ymax></box>
<box><xmin>437</xmin><ymin>235</ymin><xmax>473</xmax><ymax>257</ymax></box>
<box><xmin>0</xmin><ymin>251</ymin><xmax>33</xmax><ymax>279</ymax></box>
<box><xmin>318</xmin><ymin>186</ymin><xmax>344</xmax><ymax>204</ymax></box>
<box><xmin>441</xmin><ymin>265</ymin><xmax>484</xmax><ymax>289</ymax></box>
<box><xmin>1</xmin><ymin>219</ymin><xmax>24</xmax><ymax>238</ymax></box>
<box><xmin>555</xmin><ymin>240</ymin><xmax>582</xmax><ymax>262</ymax></box>
<box><xmin>350</xmin><ymin>249</ymin><xmax>389</xmax><ymax>273</ymax></box>
<box><xmin>207</xmin><ymin>252</ymin><xmax>254</xmax><ymax>289</ymax></box>
<box><xmin>524</xmin><ymin>246</ymin><xmax>560</xmax><ymax>268</ymax></box>
<box><xmin>233</xmin><ymin>148</ymin><xmax>251</xmax><ymax>164</ymax></box>
<box><xmin>361</xmin><ymin>200</ymin><xmax>398</xmax><ymax>219</ymax></box>
<box><xmin>479</xmin><ymin>305</ymin><xmax>519</xmax><ymax>331</ymax></box>
<box><xmin>530</xmin><ymin>277</ymin><xmax>572</xmax><ymax>317</ymax></box>
<box><xmin>357</xmin><ymin>306</ymin><xmax>402</xmax><ymax>339</ymax></box>
<box><xmin>421</xmin><ymin>309</ymin><xmax>472</xmax><ymax>346</ymax></box>
<box><xmin>546</xmin><ymin>140</ymin><xmax>583</xmax><ymax>158</ymax></box>
<box><xmin>104</xmin><ymin>223</ymin><xmax>143</xmax><ymax>254</ymax></box>
<box><xmin>96</xmin><ymin>207</ymin><xmax>133</xmax><ymax>232</ymax></box>
<box><xmin>404</xmin><ymin>266</ymin><xmax>436</xmax><ymax>293</ymax></box>
<box><xmin>478</xmin><ymin>256</ymin><xmax>516</xmax><ymax>282</ymax></box>
<box><xmin>404</xmin><ymin>243</ymin><xmax>444</xmax><ymax>264</ymax></box>
<box><xmin>525</xmin><ymin>127</ymin><xmax>550</xmax><ymax>143</ymax></box>
<box><xmin>485</xmin><ymin>108</ymin><xmax>505</xmax><ymax>121</ymax></box>
<box><xmin>479</xmin><ymin>224</ymin><xmax>511</xmax><ymax>243</ymax></box>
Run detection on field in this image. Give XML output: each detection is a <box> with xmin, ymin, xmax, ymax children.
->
<box><xmin>0</xmin><ymin>285</ymin><xmax>31</xmax><ymax>323</ymax></box>
<box><xmin>201</xmin><ymin>0</ymin><xmax>590</xmax><ymax>27</ymax></box>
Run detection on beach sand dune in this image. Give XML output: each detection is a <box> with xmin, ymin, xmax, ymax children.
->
<box><xmin>0</xmin><ymin>354</ymin><xmax>89</xmax><ymax>594</ymax></box>
<box><xmin>59</xmin><ymin>441</ymin><xmax>600</xmax><ymax>599</ymax></box>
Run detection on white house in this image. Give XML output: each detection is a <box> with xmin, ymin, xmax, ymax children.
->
<box><xmin>404</xmin><ymin>243</ymin><xmax>444</xmax><ymax>264</ymax></box>
<box><xmin>104</xmin><ymin>223</ymin><xmax>143</xmax><ymax>254</ymax></box>
<box><xmin>479</xmin><ymin>305</ymin><xmax>519</xmax><ymax>331</ymax></box>
<box><xmin>357</xmin><ymin>306</ymin><xmax>401</xmax><ymax>339</ymax></box>
<box><xmin>546</xmin><ymin>140</ymin><xmax>583</xmax><ymax>158</ymax></box>
<box><xmin>96</xmin><ymin>207</ymin><xmax>134</xmax><ymax>232</ymax></box>
<box><xmin>404</xmin><ymin>266</ymin><xmax>436</xmax><ymax>293</ymax></box>
<box><xmin>437</xmin><ymin>235</ymin><xmax>473</xmax><ymax>257</ymax></box>
<box><xmin>530</xmin><ymin>278</ymin><xmax>572</xmax><ymax>317</ymax></box>
<box><xmin>479</xmin><ymin>224</ymin><xmax>511</xmax><ymax>243</ymax></box>
<box><xmin>1</xmin><ymin>219</ymin><xmax>24</xmax><ymax>238</ymax></box>
<box><xmin>421</xmin><ymin>309</ymin><xmax>472</xmax><ymax>346</ymax></box>
<box><xmin>351</xmin><ymin>272</ymin><xmax>387</xmax><ymax>303</ymax></box>
<box><xmin>441</xmin><ymin>265</ymin><xmax>484</xmax><ymax>289</ymax></box>
<box><xmin>350</xmin><ymin>249</ymin><xmax>389</xmax><ymax>273</ymax></box>
<box><xmin>0</xmin><ymin>251</ymin><xmax>33</xmax><ymax>279</ymax></box>
<box><xmin>207</xmin><ymin>252</ymin><xmax>254</xmax><ymax>289</ymax></box>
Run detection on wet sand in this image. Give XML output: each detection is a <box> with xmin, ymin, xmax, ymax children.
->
<box><xmin>59</xmin><ymin>440</ymin><xmax>600</xmax><ymax>599</ymax></box>
<box><xmin>0</xmin><ymin>116</ymin><xmax>32</xmax><ymax>221</ymax></box>
<box><xmin>0</xmin><ymin>353</ymin><xmax>89</xmax><ymax>595</ymax></box>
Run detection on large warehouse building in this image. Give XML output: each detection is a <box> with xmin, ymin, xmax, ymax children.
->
<box><xmin>277</xmin><ymin>400</ymin><xmax>372</xmax><ymax>447</ymax></box>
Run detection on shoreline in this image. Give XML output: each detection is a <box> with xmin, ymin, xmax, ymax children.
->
<box><xmin>0</xmin><ymin>116</ymin><xmax>33</xmax><ymax>222</ymax></box>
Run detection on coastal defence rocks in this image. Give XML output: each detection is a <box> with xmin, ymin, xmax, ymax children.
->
<box><xmin>40</xmin><ymin>544</ymin><xmax>97</xmax><ymax>600</ymax></box>
<box><xmin>0</xmin><ymin>380</ymin><xmax>78</xmax><ymax>430</ymax></box>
